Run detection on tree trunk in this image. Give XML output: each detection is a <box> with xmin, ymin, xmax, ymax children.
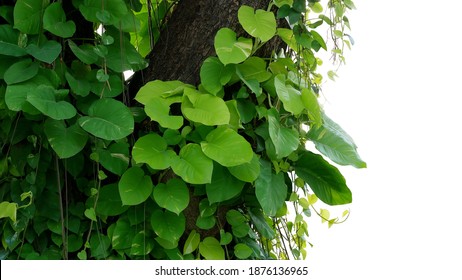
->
<box><xmin>129</xmin><ymin>0</ymin><xmax>282</xmax><ymax>93</ymax></box>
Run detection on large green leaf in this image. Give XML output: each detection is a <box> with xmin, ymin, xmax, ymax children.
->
<box><xmin>200</xmin><ymin>57</ymin><xmax>234</xmax><ymax>95</ymax></box>
<box><xmin>150</xmin><ymin>210</ymin><xmax>185</xmax><ymax>243</ymax></box>
<box><xmin>238</xmin><ymin>5</ymin><xmax>277</xmax><ymax>42</ymax></box>
<box><xmin>267</xmin><ymin>108</ymin><xmax>299</xmax><ymax>158</ymax></box>
<box><xmin>111</xmin><ymin>218</ymin><xmax>134</xmax><ymax>250</ymax></box>
<box><xmin>183</xmin><ymin>230</ymin><xmax>200</xmax><ymax>255</ymax></box>
<box><xmin>228</xmin><ymin>153</ymin><xmax>261</xmax><ymax>182</ymax></box>
<box><xmin>145</xmin><ymin>97</ymin><xmax>183</xmax><ymax>129</ymax></box>
<box><xmin>78</xmin><ymin>0</ymin><xmax>128</xmax><ymax>24</ymax></box>
<box><xmin>274</xmin><ymin>74</ymin><xmax>305</xmax><ymax>115</ymax></box>
<box><xmin>118</xmin><ymin>167</ymin><xmax>153</xmax><ymax>206</ymax></box>
<box><xmin>65</xmin><ymin>71</ymin><xmax>91</xmax><ymax>97</ymax></box>
<box><xmin>294</xmin><ymin>151</ymin><xmax>352</xmax><ymax>205</ymax></box>
<box><xmin>234</xmin><ymin>243</ymin><xmax>253</xmax><ymax>259</ymax></box>
<box><xmin>43</xmin><ymin>2</ymin><xmax>76</xmax><ymax>38</ymax></box>
<box><xmin>78</xmin><ymin>98</ymin><xmax>134</xmax><ymax>140</ymax></box>
<box><xmin>201</xmin><ymin>126</ymin><xmax>253</xmax><ymax>167</ymax></box>
<box><xmin>3</xmin><ymin>59</ymin><xmax>39</xmax><ymax>85</ymax></box>
<box><xmin>153</xmin><ymin>178</ymin><xmax>189</xmax><ymax>215</ymax></box>
<box><xmin>13</xmin><ymin>0</ymin><xmax>49</xmax><ymax>34</ymax></box>
<box><xmin>214</xmin><ymin>28</ymin><xmax>252</xmax><ymax>65</ymax></box>
<box><xmin>181</xmin><ymin>88</ymin><xmax>230</xmax><ymax>126</ymax></box>
<box><xmin>27</xmin><ymin>85</ymin><xmax>76</xmax><ymax>120</ymax></box>
<box><xmin>206</xmin><ymin>164</ymin><xmax>245</xmax><ymax>204</ymax></box>
<box><xmin>255</xmin><ymin>159</ymin><xmax>287</xmax><ymax>216</ymax></box>
<box><xmin>135</xmin><ymin>80</ymin><xmax>186</xmax><ymax>105</ymax></box>
<box><xmin>44</xmin><ymin>119</ymin><xmax>88</xmax><ymax>159</ymax></box>
<box><xmin>308</xmin><ymin>114</ymin><xmax>366</xmax><ymax>168</ymax></box>
<box><xmin>68</xmin><ymin>40</ymin><xmax>98</xmax><ymax>64</ymax></box>
<box><xmin>96</xmin><ymin>142</ymin><xmax>130</xmax><ymax>176</ymax></box>
<box><xmin>0</xmin><ymin>25</ymin><xmax>27</xmax><ymax>57</ymax></box>
<box><xmin>130</xmin><ymin>231</ymin><xmax>154</xmax><ymax>256</ymax></box>
<box><xmin>93</xmin><ymin>183</ymin><xmax>128</xmax><ymax>216</ymax></box>
<box><xmin>301</xmin><ymin>87</ymin><xmax>322</xmax><ymax>128</ymax></box>
<box><xmin>25</xmin><ymin>40</ymin><xmax>62</xmax><ymax>64</ymax></box>
<box><xmin>236</xmin><ymin>57</ymin><xmax>272</xmax><ymax>83</ymax></box>
<box><xmin>199</xmin><ymin>237</ymin><xmax>225</xmax><ymax>260</ymax></box>
<box><xmin>171</xmin><ymin>144</ymin><xmax>213</xmax><ymax>184</ymax></box>
<box><xmin>132</xmin><ymin>133</ymin><xmax>176</xmax><ymax>170</ymax></box>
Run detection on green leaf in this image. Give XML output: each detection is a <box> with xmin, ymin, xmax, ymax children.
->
<box><xmin>78</xmin><ymin>98</ymin><xmax>134</xmax><ymax>140</ymax></box>
<box><xmin>248</xmin><ymin>208</ymin><xmax>276</xmax><ymax>239</ymax></box>
<box><xmin>200</xmin><ymin>57</ymin><xmax>234</xmax><ymax>95</ymax></box>
<box><xmin>25</xmin><ymin>40</ymin><xmax>62</xmax><ymax>64</ymax></box>
<box><xmin>308</xmin><ymin>114</ymin><xmax>366</xmax><ymax>168</ymax></box>
<box><xmin>199</xmin><ymin>237</ymin><xmax>224</xmax><ymax>260</ymax></box>
<box><xmin>44</xmin><ymin>119</ymin><xmax>88</xmax><ymax>159</ymax></box>
<box><xmin>27</xmin><ymin>85</ymin><xmax>76</xmax><ymax>120</ymax></box>
<box><xmin>94</xmin><ymin>183</ymin><xmax>129</xmax><ymax>216</ymax></box>
<box><xmin>96</xmin><ymin>142</ymin><xmax>130</xmax><ymax>176</ymax></box>
<box><xmin>68</xmin><ymin>40</ymin><xmax>98</xmax><ymax>65</ymax></box>
<box><xmin>182</xmin><ymin>88</ymin><xmax>230</xmax><ymax>126</ymax></box>
<box><xmin>310</xmin><ymin>30</ymin><xmax>327</xmax><ymax>51</ymax></box>
<box><xmin>344</xmin><ymin>0</ymin><xmax>357</xmax><ymax>9</ymax></box>
<box><xmin>4</xmin><ymin>59</ymin><xmax>39</xmax><ymax>85</ymax></box>
<box><xmin>234</xmin><ymin>243</ymin><xmax>253</xmax><ymax>259</ymax></box>
<box><xmin>0</xmin><ymin>25</ymin><xmax>27</xmax><ymax>57</ymax></box>
<box><xmin>43</xmin><ymin>2</ymin><xmax>76</xmax><ymax>38</ymax></box>
<box><xmin>301</xmin><ymin>87</ymin><xmax>322</xmax><ymax>128</ymax></box>
<box><xmin>13</xmin><ymin>0</ymin><xmax>49</xmax><ymax>34</ymax></box>
<box><xmin>267</xmin><ymin>108</ymin><xmax>299</xmax><ymax>158</ymax></box>
<box><xmin>214</xmin><ymin>28</ymin><xmax>252</xmax><ymax>65</ymax></box>
<box><xmin>118</xmin><ymin>167</ymin><xmax>153</xmax><ymax>206</ymax></box>
<box><xmin>130</xmin><ymin>231</ymin><xmax>154</xmax><ymax>256</ymax></box>
<box><xmin>92</xmin><ymin>74</ymin><xmax>124</xmax><ymax>98</ymax></box>
<box><xmin>220</xmin><ymin>230</ymin><xmax>233</xmax><ymax>245</ymax></box>
<box><xmin>274</xmin><ymin>74</ymin><xmax>305</xmax><ymax>115</ymax></box>
<box><xmin>0</xmin><ymin>201</ymin><xmax>18</xmax><ymax>222</ymax></box>
<box><xmin>84</xmin><ymin>208</ymin><xmax>97</xmax><ymax>222</ymax></box>
<box><xmin>201</xmin><ymin>126</ymin><xmax>253</xmax><ymax>167</ymax></box>
<box><xmin>145</xmin><ymin>97</ymin><xmax>184</xmax><ymax>129</ymax></box>
<box><xmin>112</xmin><ymin>219</ymin><xmax>133</xmax><ymax>250</ymax></box>
<box><xmin>78</xmin><ymin>0</ymin><xmax>128</xmax><ymax>24</ymax></box>
<box><xmin>206</xmin><ymin>164</ymin><xmax>245</xmax><ymax>204</ymax></box>
<box><xmin>132</xmin><ymin>133</ymin><xmax>176</xmax><ymax>170</ymax></box>
<box><xmin>236</xmin><ymin>57</ymin><xmax>272</xmax><ymax>83</ymax></box>
<box><xmin>294</xmin><ymin>151</ymin><xmax>352</xmax><ymax>205</ymax></box>
<box><xmin>171</xmin><ymin>144</ymin><xmax>213</xmax><ymax>184</ymax></box>
<box><xmin>183</xmin><ymin>230</ymin><xmax>200</xmax><ymax>255</ymax></box>
<box><xmin>135</xmin><ymin>80</ymin><xmax>185</xmax><ymax>105</ymax></box>
<box><xmin>228</xmin><ymin>153</ymin><xmax>261</xmax><ymax>182</ymax></box>
<box><xmin>238</xmin><ymin>5</ymin><xmax>277</xmax><ymax>42</ymax></box>
<box><xmin>65</xmin><ymin>71</ymin><xmax>91</xmax><ymax>97</ymax></box>
<box><xmin>196</xmin><ymin>215</ymin><xmax>216</xmax><ymax>230</ymax></box>
<box><xmin>153</xmin><ymin>178</ymin><xmax>189</xmax><ymax>215</ymax></box>
<box><xmin>255</xmin><ymin>159</ymin><xmax>287</xmax><ymax>216</ymax></box>
<box><xmin>150</xmin><ymin>210</ymin><xmax>185</xmax><ymax>242</ymax></box>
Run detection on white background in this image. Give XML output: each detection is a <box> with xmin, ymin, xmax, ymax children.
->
<box><xmin>307</xmin><ymin>0</ymin><xmax>462</xmax><ymax>279</ymax></box>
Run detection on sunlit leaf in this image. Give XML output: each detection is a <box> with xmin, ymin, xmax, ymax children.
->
<box><xmin>238</xmin><ymin>5</ymin><xmax>276</xmax><ymax>42</ymax></box>
<box><xmin>183</xmin><ymin>230</ymin><xmax>200</xmax><ymax>255</ymax></box>
<box><xmin>132</xmin><ymin>133</ymin><xmax>176</xmax><ymax>170</ymax></box>
<box><xmin>171</xmin><ymin>144</ymin><xmax>213</xmax><ymax>184</ymax></box>
<box><xmin>119</xmin><ymin>167</ymin><xmax>153</xmax><ymax>206</ymax></box>
<box><xmin>214</xmin><ymin>28</ymin><xmax>252</xmax><ymax>65</ymax></box>
<box><xmin>234</xmin><ymin>243</ymin><xmax>253</xmax><ymax>259</ymax></box>
<box><xmin>150</xmin><ymin>210</ymin><xmax>185</xmax><ymax>242</ymax></box>
<box><xmin>153</xmin><ymin>178</ymin><xmax>189</xmax><ymax>215</ymax></box>
<box><xmin>199</xmin><ymin>237</ymin><xmax>224</xmax><ymax>260</ymax></box>
<box><xmin>267</xmin><ymin>108</ymin><xmax>299</xmax><ymax>158</ymax></box>
<box><xmin>182</xmin><ymin>88</ymin><xmax>230</xmax><ymax>126</ymax></box>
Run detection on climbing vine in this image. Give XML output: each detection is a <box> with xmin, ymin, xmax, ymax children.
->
<box><xmin>0</xmin><ymin>0</ymin><xmax>363</xmax><ymax>260</ymax></box>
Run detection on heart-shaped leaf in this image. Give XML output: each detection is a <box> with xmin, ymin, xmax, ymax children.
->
<box><xmin>26</xmin><ymin>40</ymin><xmax>62</xmax><ymax>64</ymax></box>
<box><xmin>255</xmin><ymin>159</ymin><xmax>287</xmax><ymax>216</ymax></box>
<box><xmin>220</xmin><ymin>230</ymin><xmax>233</xmax><ymax>245</ymax></box>
<box><xmin>13</xmin><ymin>0</ymin><xmax>49</xmax><ymax>34</ymax></box>
<box><xmin>84</xmin><ymin>208</ymin><xmax>97</xmax><ymax>222</ymax></box>
<box><xmin>92</xmin><ymin>183</ymin><xmax>128</xmax><ymax>216</ymax></box>
<box><xmin>0</xmin><ymin>201</ymin><xmax>18</xmax><ymax>223</ymax></box>
<box><xmin>150</xmin><ymin>210</ymin><xmax>185</xmax><ymax>243</ymax></box>
<box><xmin>236</xmin><ymin>57</ymin><xmax>272</xmax><ymax>83</ymax></box>
<box><xmin>228</xmin><ymin>153</ymin><xmax>261</xmax><ymax>182</ymax></box>
<box><xmin>183</xmin><ymin>230</ymin><xmax>200</xmax><ymax>255</ymax></box>
<box><xmin>3</xmin><ymin>58</ymin><xmax>39</xmax><ymax>85</ymax></box>
<box><xmin>68</xmin><ymin>40</ymin><xmax>98</xmax><ymax>64</ymax></box>
<box><xmin>78</xmin><ymin>98</ymin><xmax>134</xmax><ymax>140</ymax></box>
<box><xmin>0</xmin><ymin>25</ymin><xmax>27</xmax><ymax>57</ymax></box>
<box><xmin>267</xmin><ymin>108</ymin><xmax>299</xmax><ymax>158</ymax></box>
<box><xmin>96</xmin><ymin>142</ymin><xmax>130</xmax><ymax>176</ymax></box>
<box><xmin>238</xmin><ymin>5</ymin><xmax>277</xmax><ymax>42</ymax></box>
<box><xmin>206</xmin><ymin>164</ymin><xmax>245</xmax><ymax>204</ymax></box>
<box><xmin>274</xmin><ymin>74</ymin><xmax>305</xmax><ymax>115</ymax></box>
<box><xmin>132</xmin><ymin>133</ymin><xmax>176</xmax><ymax>170</ymax></box>
<box><xmin>294</xmin><ymin>151</ymin><xmax>352</xmax><ymax>205</ymax></box>
<box><xmin>234</xmin><ymin>243</ymin><xmax>253</xmax><ymax>259</ymax></box>
<box><xmin>201</xmin><ymin>126</ymin><xmax>253</xmax><ymax>167</ymax></box>
<box><xmin>171</xmin><ymin>144</ymin><xmax>213</xmax><ymax>184</ymax></box>
<box><xmin>43</xmin><ymin>2</ymin><xmax>76</xmax><ymax>38</ymax></box>
<box><xmin>44</xmin><ymin>119</ymin><xmax>88</xmax><ymax>159</ymax></box>
<box><xmin>214</xmin><ymin>28</ymin><xmax>252</xmax><ymax>65</ymax></box>
<box><xmin>153</xmin><ymin>178</ymin><xmax>189</xmax><ymax>215</ymax></box>
<box><xmin>27</xmin><ymin>85</ymin><xmax>76</xmax><ymax>120</ymax></box>
<box><xmin>199</xmin><ymin>237</ymin><xmax>224</xmax><ymax>260</ymax></box>
<box><xmin>200</xmin><ymin>57</ymin><xmax>234</xmax><ymax>95</ymax></box>
<box><xmin>118</xmin><ymin>167</ymin><xmax>153</xmax><ymax>206</ymax></box>
<box><xmin>181</xmin><ymin>87</ymin><xmax>230</xmax><ymax>126</ymax></box>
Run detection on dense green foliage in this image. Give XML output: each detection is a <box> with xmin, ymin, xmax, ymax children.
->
<box><xmin>0</xmin><ymin>0</ymin><xmax>363</xmax><ymax>260</ymax></box>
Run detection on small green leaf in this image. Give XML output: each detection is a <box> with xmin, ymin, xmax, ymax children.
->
<box><xmin>13</xmin><ymin>0</ymin><xmax>50</xmax><ymax>34</ymax></box>
<box><xmin>196</xmin><ymin>215</ymin><xmax>216</xmax><ymax>230</ymax></box>
<box><xmin>236</xmin><ymin>57</ymin><xmax>272</xmax><ymax>83</ymax></box>
<box><xmin>130</xmin><ymin>231</ymin><xmax>154</xmax><ymax>256</ymax></box>
<box><xmin>201</xmin><ymin>126</ymin><xmax>253</xmax><ymax>167</ymax></box>
<box><xmin>301</xmin><ymin>87</ymin><xmax>322</xmax><ymax>128</ymax></box>
<box><xmin>84</xmin><ymin>208</ymin><xmax>97</xmax><ymax>222</ymax></box>
<box><xmin>78</xmin><ymin>98</ymin><xmax>134</xmax><ymax>141</ymax></box>
<box><xmin>44</xmin><ymin>119</ymin><xmax>88</xmax><ymax>159</ymax></box>
<box><xmin>267</xmin><ymin>109</ymin><xmax>299</xmax><ymax>158</ymax></box>
<box><xmin>214</xmin><ymin>28</ymin><xmax>252</xmax><ymax>65</ymax></box>
<box><xmin>248</xmin><ymin>208</ymin><xmax>276</xmax><ymax>239</ymax></box>
<box><xmin>0</xmin><ymin>25</ymin><xmax>27</xmax><ymax>57</ymax></box>
<box><xmin>171</xmin><ymin>144</ymin><xmax>213</xmax><ymax>184</ymax></box>
<box><xmin>150</xmin><ymin>210</ymin><xmax>185</xmax><ymax>243</ymax></box>
<box><xmin>0</xmin><ymin>201</ymin><xmax>18</xmax><ymax>222</ymax></box>
<box><xmin>183</xmin><ymin>230</ymin><xmax>200</xmax><ymax>255</ymax></box>
<box><xmin>255</xmin><ymin>159</ymin><xmax>287</xmax><ymax>216</ymax></box>
<box><xmin>206</xmin><ymin>164</ymin><xmax>245</xmax><ymax>204</ymax></box>
<box><xmin>238</xmin><ymin>5</ymin><xmax>276</xmax><ymax>42</ymax></box>
<box><xmin>43</xmin><ymin>2</ymin><xmax>76</xmax><ymax>38</ymax></box>
<box><xmin>199</xmin><ymin>237</ymin><xmax>224</xmax><ymax>260</ymax></box>
<box><xmin>294</xmin><ymin>151</ymin><xmax>352</xmax><ymax>205</ymax></box>
<box><xmin>200</xmin><ymin>57</ymin><xmax>234</xmax><ymax>95</ymax></box>
<box><xmin>25</xmin><ymin>40</ymin><xmax>62</xmax><ymax>64</ymax></box>
<box><xmin>153</xmin><ymin>178</ymin><xmax>189</xmax><ymax>215</ymax></box>
<box><xmin>112</xmin><ymin>219</ymin><xmax>133</xmax><ymax>250</ymax></box>
<box><xmin>182</xmin><ymin>88</ymin><xmax>230</xmax><ymax>126</ymax></box>
<box><xmin>3</xmin><ymin>59</ymin><xmax>39</xmax><ymax>85</ymax></box>
<box><xmin>234</xmin><ymin>243</ymin><xmax>253</xmax><ymax>259</ymax></box>
<box><xmin>132</xmin><ymin>133</ymin><xmax>176</xmax><ymax>170</ymax></box>
<box><xmin>274</xmin><ymin>74</ymin><xmax>305</xmax><ymax>115</ymax></box>
<box><xmin>119</xmin><ymin>167</ymin><xmax>153</xmax><ymax>206</ymax></box>
<box><xmin>219</xmin><ymin>230</ymin><xmax>233</xmax><ymax>245</ymax></box>
<box><xmin>27</xmin><ymin>85</ymin><xmax>76</xmax><ymax>120</ymax></box>
<box><xmin>228</xmin><ymin>153</ymin><xmax>260</xmax><ymax>182</ymax></box>
<box><xmin>68</xmin><ymin>40</ymin><xmax>98</xmax><ymax>64</ymax></box>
